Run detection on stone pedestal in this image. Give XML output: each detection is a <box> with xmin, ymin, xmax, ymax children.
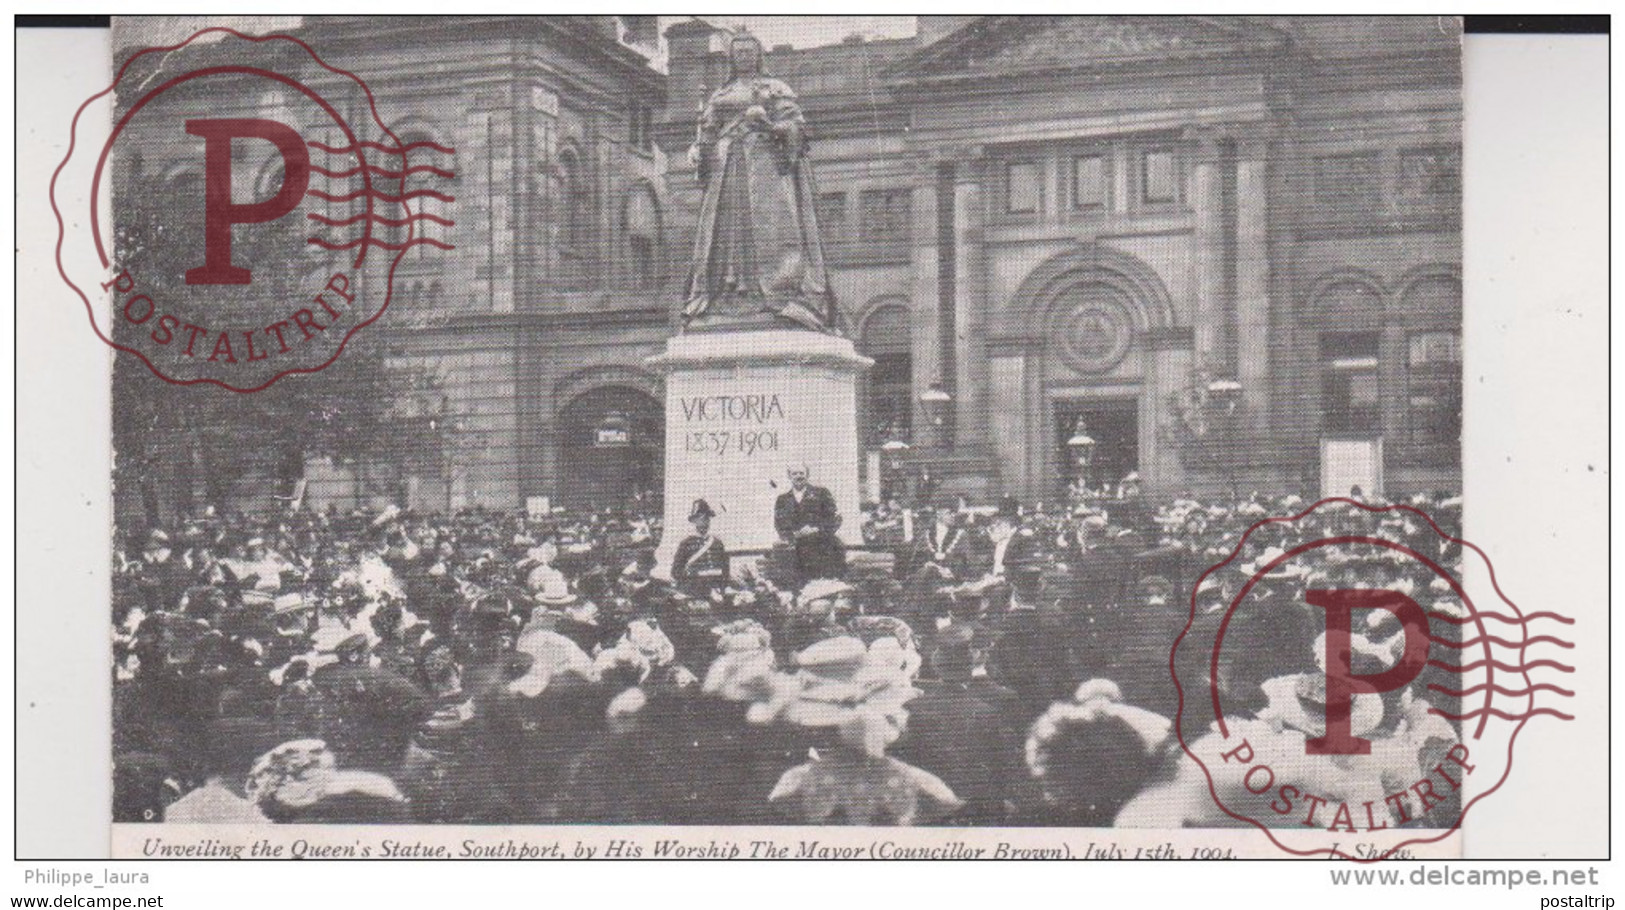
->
<box><xmin>648</xmin><ymin>330</ymin><xmax>872</xmax><ymax>578</ymax></box>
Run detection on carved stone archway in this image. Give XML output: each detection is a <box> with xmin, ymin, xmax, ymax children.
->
<box><xmin>994</xmin><ymin>244</ymin><xmax>1178</xmax><ymax>500</ymax></box>
<box><xmin>553</xmin><ymin>364</ymin><xmax>662</xmax><ymax>407</ymax></box>
<box><xmin>550</xmin><ymin>365</ymin><xmax>664</xmax><ymax>508</ymax></box>
<box><xmin>1010</xmin><ymin>243</ymin><xmax>1177</xmax><ymax>348</ymax></box>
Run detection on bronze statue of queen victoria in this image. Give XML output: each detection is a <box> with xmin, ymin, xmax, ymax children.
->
<box><xmin>683</xmin><ymin>33</ymin><xmax>839</xmax><ymax>333</ymax></box>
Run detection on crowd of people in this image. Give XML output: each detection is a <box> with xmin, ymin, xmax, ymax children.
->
<box><xmin>112</xmin><ymin>481</ymin><xmax>1467</xmax><ymax>828</ymax></box>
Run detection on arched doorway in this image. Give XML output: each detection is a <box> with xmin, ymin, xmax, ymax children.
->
<box><xmin>559</xmin><ymin>385</ymin><xmax>663</xmax><ymax>509</ymax></box>
<box><xmin>995</xmin><ymin>244</ymin><xmax>1177</xmax><ymax>501</ymax></box>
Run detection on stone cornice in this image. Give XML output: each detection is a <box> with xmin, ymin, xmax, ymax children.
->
<box><xmin>646</xmin><ymin>330</ymin><xmax>874</xmax><ymax>374</ymax></box>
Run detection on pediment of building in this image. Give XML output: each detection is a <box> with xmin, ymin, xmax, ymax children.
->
<box><xmin>888</xmin><ymin>16</ymin><xmax>1288</xmax><ymax>85</ymax></box>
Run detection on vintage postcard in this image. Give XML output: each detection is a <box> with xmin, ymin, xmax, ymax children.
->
<box><xmin>26</xmin><ymin>15</ymin><xmax>1603</xmax><ymax>864</ymax></box>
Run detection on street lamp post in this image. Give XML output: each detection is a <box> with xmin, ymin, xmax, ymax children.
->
<box><xmin>1204</xmin><ymin>378</ymin><xmax>1243</xmax><ymax>496</ymax></box>
<box><xmin>879</xmin><ymin>436</ymin><xmax>911</xmax><ymax>502</ymax></box>
<box><xmin>1065</xmin><ymin>419</ymin><xmax>1097</xmax><ymax>502</ymax></box>
<box><xmin>919</xmin><ymin>382</ymin><xmax>952</xmax><ymax>448</ymax></box>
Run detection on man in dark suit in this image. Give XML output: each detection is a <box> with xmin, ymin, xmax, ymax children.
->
<box><xmin>909</xmin><ymin>505</ymin><xmax>990</xmax><ymax>583</ymax></box>
<box><xmin>894</xmin><ymin>626</ymin><xmax>1025</xmax><ymax>824</ymax></box>
<box><xmin>133</xmin><ymin>529</ymin><xmax>191</xmax><ymax>614</ymax></box>
<box><xmin>774</xmin><ymin>465</ymin><xmax>845</xmax><ymax>586</ymax></box>
<box><xmin>986</xmin><ymin>531</ymin><xmax>1079</xmax><ymax>718</ymax></box>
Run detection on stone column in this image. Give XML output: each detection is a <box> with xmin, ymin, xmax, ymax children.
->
<box><xmin>988</xmin><ymin>341</ymin><xmax>1036</xmax><ymax>499</ymax></box>
<box><xmin>535</xmin><ymin>422</ymin><xmax>562</xmax><ymax>507</ymax></box>
<box><xmin>909</xmin><ymin>167</ymin><xmax>941</xmax><ymax>447</ymax></box>
<box><xmin>1234</xmin><ymin>139</ymin><xmax>1271</xmax><ymax>433</ymax></box>
<box><xmin>516</xmin><ymin>323</ymin><xmax>548</xmax><ymax>499</ymax></box>
<box><xmin>486</xmin><ymin>109</ymin><xmax>516</xmax><ymax>314</ymax></box>
<box><xmin>1144</xmin><ymin>329</ymin><xmax>1195</xmax><ymax>498</ymax></box>
<box><xmin>952</xmin><ymin>157</ymin><xmax>985</xmax><ymax>448</ymax></box>
<box><xmin>1190</xmin><ymin>129</ymin><xmax>1230</xmax><ymax>376</ymax></box>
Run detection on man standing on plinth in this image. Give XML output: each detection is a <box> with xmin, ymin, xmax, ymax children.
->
<box><xmin>774</xmin><ymin>466</ymin><xmax>845</xmax><ymax>585</ymax></box>
<box><xmin>672</xmin><ymin>499</ymin><xmax>729</xmax><ymax>600</ymax></box>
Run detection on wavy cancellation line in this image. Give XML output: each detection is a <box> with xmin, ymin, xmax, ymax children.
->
<box><xmin>1427</xmin><ymin>657</ymin><xmax>1575</xmax><ymax>674</ymax></box>
<box><xmin>308</xmin><ymin>212</ymin><xmax>456</xmax><ymax>228</ymax></box>
<box><xmin>306</xmin><ymin>236</ymin><xmax>455</xmax><ymax>252</ymax></box>
<box><xmin>1426</xmin><ymin>706</ymin><xmax>1576</xmax><ymax>723</ymax></box>
<box><xmin>307</xmin><ymin>139</ymin><xmax>457</xmax><ymax>155</ymax></box>
<box><xmin>1427</xmin><ymin>633</ymin><xmax>1576</xmax><ymax>650</ymax></box>
<box><xmin>1428</xmin><ymin>682</ymin><xmax>1575</xmax><ymax>699</ymax></box>
<box><xmin>311</xmin><ymin>163</ymin><xmax>458</xmax><ymax>180</ymax></box>
<box><xmin>1426</xmin><ymin>609</ymin><xmax>1575</xmax><ymax>626</ymax></box>
<box><xmin>308</xmin><ymin>188</ymin><xmax>456</xmax><ymax>204</ymax></box>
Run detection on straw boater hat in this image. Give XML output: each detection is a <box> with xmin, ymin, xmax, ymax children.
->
<box><xmin>531</xmin><ymin>569</ymin><xmax>578</xmax><ymax>608</ymax></box>
<box><xmin>760</xmin><ymin>636</ymin><xmax>923</xmax><ymax>757</ymax></box>
<box><xmin>796</xmin><ymin>578</ymin><xmax>853</xmax><ymax>611</ymax></box>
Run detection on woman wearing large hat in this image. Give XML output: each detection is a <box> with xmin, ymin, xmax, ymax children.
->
<box><xmin>762</xmin><ymin>636</ymin><xmax>961</xmax><ymax>825</ymax></box>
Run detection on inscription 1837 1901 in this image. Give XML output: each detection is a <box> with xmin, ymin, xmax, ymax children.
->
<box><xmin>678</xmin><ymin>393</ymin><xmax>786</xmax><ymax>457</ymax></box>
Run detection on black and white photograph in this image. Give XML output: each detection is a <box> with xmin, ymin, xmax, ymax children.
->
<box><xmin>94</xmin><ymin>15</ymin><xmax>1478</xmax><ymax>839</ymax></box>
<box><xmin>14</xmin><ymin>5</ymin><xmax>1618</xmax><ymax>901</ymax></box>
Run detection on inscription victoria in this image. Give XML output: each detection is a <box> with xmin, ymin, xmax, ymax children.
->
<box><xmin>678</xmin><ymin>394</ymin><xmax>787</xmax><ymax>457</ymax></box>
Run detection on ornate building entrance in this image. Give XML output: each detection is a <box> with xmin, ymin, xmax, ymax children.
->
<box><xmin>1054</xmin><ymin>397</ymin><xmax>1139</xmax><ymax>496</ymax></box>
<box><xmin>559</xmin><ymin>386</ymin><xmax>663</xmax><ymax>509</ymax></box>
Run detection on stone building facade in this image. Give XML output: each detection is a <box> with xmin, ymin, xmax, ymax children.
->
<box><xmin>244</xmin><ymin>16</ymin><xmax>674</xmax><ymax>512</ymax></box>
<box><xmin>661</xmin><ymin>15</ymin><xmax>1463</xmax><ymax>504</ymax></box>
<box><xmin>117</xmin><ymin>16</ymin><xmax>1462</xmax><ymax>513</ymax></box>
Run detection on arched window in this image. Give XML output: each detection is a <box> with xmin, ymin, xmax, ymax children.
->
<box><xmin>558</xmin><ymin>384</ymin><xmax>663</xmax><ymax>508</ymax></box>
<box><xmin>389</xmin><ymin>127</ymin><xmax>454</xmax><ymax>251</ymax></box>
<box><xmin>624</xmin><ymin>183</ymin><xmax>660</xmax><ymax>288</ymax></box>
<box><xmin>1311</xmin><ymin>280</ymin><xmax>1386</xmax><ymax>436</ymax></box>
<box><xmin>1401</xmin><ymin>275</ymin><xmax>1462</xmax><ymax>457</ymax></box>
<box><xmin>860</xmin><ymin>301</ymin><xmax>913</xmax><ymax>444</ymax></box>
<box><xmin>556</xmin><ymin>144</ymin><xmax>595</xmax><ymax>286</ymax></box>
